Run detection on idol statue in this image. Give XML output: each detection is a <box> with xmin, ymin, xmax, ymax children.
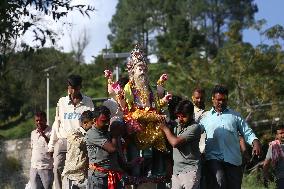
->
<box><xmin>104</xmin><ymin>44</ymin><xmax>172</xmax><ymax>183</ymax></box>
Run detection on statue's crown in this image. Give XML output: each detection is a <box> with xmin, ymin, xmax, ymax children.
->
<box><xmin>129</xmin><ymin>44</ymin><xmax>148</xmax><ymax>65</ymax></box>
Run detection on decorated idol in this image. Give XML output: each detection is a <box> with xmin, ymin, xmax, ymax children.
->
<box><xmin>105</xmin><ymin>44</ymin><xmax>172</xmax><ymax>151</ymax></box>
<box><xmin>104</xmin><ymin>45</ymin><xmax>172</xmax><ymax>183</ymax></box>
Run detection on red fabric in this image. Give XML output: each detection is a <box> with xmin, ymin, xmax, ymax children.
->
<box><xmin>89</xmin><ymin>163</ymin><xmax>123</xmax><ymax>189</ymax></box>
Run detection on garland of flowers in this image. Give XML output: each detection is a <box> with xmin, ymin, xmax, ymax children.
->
<box><xmin>104</xmin><ymin>70</ymin><xmax>169</xmax><ymax>152</ymax></box>
<box><xmin>121</xmin><ymin>81</ymin><xmax>167</xmax><ymax>151</ymax></box>
<box><xmin>123</xmin><ymin>175</ymin><xmax>168</xmax><ymax>185</ymax></box>
<box><xmin>129</xmin><ymin>80</ymin><xmax>155</xmax><ymax>108</ymax></box>
<box><xmin>123</xmin><ymin>108</ymin><xmax>167</xmax><ymax>151</ymax></box>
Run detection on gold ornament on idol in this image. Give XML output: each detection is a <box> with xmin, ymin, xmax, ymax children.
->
<box><xmin>131</xmin><ymin>108</ymin><xmax>167</xmax><ymax>152</ymax></box>
<box><xmin>129</xmin><ymin>81</ymin><xmax>150</xmax><ymax>106</ymax></box>
<box><xmin>137</xmin><ymin>87</ymin><xmax>150</xmax><ymax>106</ymax></box>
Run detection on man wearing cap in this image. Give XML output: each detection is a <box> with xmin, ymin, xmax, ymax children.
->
<box><xmin>48</xmin><ymin>75</ymin><xmax>94</xmax><ymax>189</ymax></box>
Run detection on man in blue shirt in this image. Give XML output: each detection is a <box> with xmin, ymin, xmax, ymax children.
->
<box><xmin>200</xmin><ymin>85</ymin><xmax>261</xmax><ymax>189</ymax></box>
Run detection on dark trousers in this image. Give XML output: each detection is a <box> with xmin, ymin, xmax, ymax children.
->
<box><xmin>206</xmin><ymin>160</ymin><xmax>243</xmax><ymax>189</ymax></box>
<box><xmin>87</xmin><ymin>175</ymin><xmax>108</xmax><ymax>189</ymax></box>
<box><xmin>87</xmin><ymin>174</ymin><xmax>124</xmax><ymax>189</ymax></box>
<box><xmin>276</xmin><ymin>178</ymin><xmax>284</xmax><ymax>189</ymax></box>
<box><xmin>200</xmin><ymin>158</ymin><xmax>207</xmax><ymax>189</ymax></box>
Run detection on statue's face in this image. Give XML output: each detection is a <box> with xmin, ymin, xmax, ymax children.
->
<box><xmin>133</xmin><ymin>62</ymin><xmax>147</xmax><ymax>79</ymax></box>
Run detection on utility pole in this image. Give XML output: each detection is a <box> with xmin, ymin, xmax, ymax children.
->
<box><xmin>46</xmin><ymin>72</ymin><xmax>49</xmax><ymax>125</ymax></box>
<box><xmin>103</xmin><ymin>52</ymin><xmax>130</xmax><ymax>81</ymax></box>
<box><xmin>43</xmin><ymin>65</ymin><xmax>56</xmax><ymax>126</ymax></box>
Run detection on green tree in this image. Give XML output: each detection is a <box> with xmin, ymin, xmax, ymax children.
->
<box><xmin>0</xmin><ymin>48</ymin><xmax>78</xmax><ymax>121</ymax></box>
<box><xmin>108</xmin><ymin>0</ymin><xmax>165</xmax><ymax>54</ymax></box>
<box><xmin>77</xmin><ymin>55</ymin><xmax>114</xmax><ymax>98</ymax></box>
<box><xmin>0</xmin><ymin>0</ymin><xmax>94</xmax><ymax>49</ymax></box>
<box><xmin>202</xmin><ymin>0</ymin><xmax>257</xmax><ymax>48</ymax></box>
<box><xmin>207</xmin><ymin>24</ymin><xmax>284</xmax><ymax>122</ymax></box>
<box><xmin>108</xmin><ymin>0</ymin><xmax>258</xmax><ymax>62</ymax></box>
<box><xmin>0</xmin><ymin>0</ymin><xmax>94</xmax><ymax>121</ymax></box>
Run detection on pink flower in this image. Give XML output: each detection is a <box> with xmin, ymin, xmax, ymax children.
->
<box><xmin>104</xmin><ymin>70</ymin><xmax>112</xmax><ymax>78</ymax></box>
<box><xmin>160</xmin><ymin>73</ymin><xmax>168</xmax><ymax>81</ymax></box>
<box><xmin>162</xmin><ymin>93</ymin><xmax>172</xmax><ymax>103</ymax></box>
<box><xmin>111</xmin><ymin>82</ymin><xmax>122</xmax><ymax>94</ymax></box>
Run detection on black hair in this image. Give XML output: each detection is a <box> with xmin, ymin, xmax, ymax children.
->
<box><xmin>80</xmin><ymin>110</ymin><xmax>95</xmax><ymax>123</ymax></box>
<box><xmin>34</xmin><ymin>110</ymin><xmax>46</xmax><ymax>120</ymax></box>
<box><xmin>93</xmin><ymin>105</ymin><xmax>111</xmax><ymax>119</ymax></box>
<box><xmin>168</xmin><ymin>95</ymin><xmax>183</xmax><ymax>120</ymax></box>
<box><xmin>174</xmin><ymin>100</ymin><xmax>194</xmax><ymax>117</ymax></box>
<box><xmin>211</xmin><ymin>84</ymin><xmax>228</xmax><ymax>96</ymax></box>
<box><xmin>275</xmin><ymin>124</ymin><xmax>284</xmax><ymax>134</ymax></box>
<box><xmin>117</xmin><ymin>76</ymin><xmax>129</xmax><ymax>88</ymax></box>
<box><xmin>67</xmin><ymin>74</ymin><xmax>82</xmax><ymax>87</ymax></box>
<box><xmin>110</xmin><ymin>120</ymin><xmax>126</xmax><ymax>136</ymax></box>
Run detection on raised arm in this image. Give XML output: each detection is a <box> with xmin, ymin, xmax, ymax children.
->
<box><xmin>160</xmin><ymin>124</ymin><xmax>186</xmax><ymax>148</ymax></box>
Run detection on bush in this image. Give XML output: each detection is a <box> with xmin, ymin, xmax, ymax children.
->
<box><xmin>242</xmin><ymin>170</ymin><xmax>276</xmax><ymax>189</ymax></box>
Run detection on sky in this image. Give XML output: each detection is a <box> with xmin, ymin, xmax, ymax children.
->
<box><xmin>243</xmin><ymin>0</ymin><xmax>284</xmax><ymax>45</ymax></box>
<box><xmin>22</xmin><ymin>0</ymin><xmax>284</xmax><ymax>64</ymax></box>
<box><xmin>55</xmin><ymin>0</ymin><xmax>118</xmax><ymax>63</ymax></box>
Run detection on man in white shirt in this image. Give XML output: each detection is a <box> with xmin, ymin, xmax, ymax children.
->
<box><xmin>192</xmin><ymin>88</ymin><xmax>206</xmax><ymax>189</ymax></box>
<box><xmin>30</xmin><ymin>111</ymin><xmax>53</xmax><ymax>189</ymax></box>
<box><xmin>48</xmin><ymin>75</ymin><xmax>94</xmax><ymax>189</ymax></box>
<box><xmin>192</xmin><ymin>88</ymin><xmax>206</xmax><ymax>122</ymax></box>
<box><xmin>191</xmin><ymin>88</ymin><xmax>206</xmax><ymax>151</ymax></box>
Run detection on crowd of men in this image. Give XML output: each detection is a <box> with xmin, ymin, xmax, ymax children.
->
<box><xmin>28</xmin><ymin>45</ymin><xmax>284</xmax><ymax>189</ymax></box>
<box><xmin>29</xmin><ymin>77</ymin><xmax>264</xmax><ymax>189</ymax></box>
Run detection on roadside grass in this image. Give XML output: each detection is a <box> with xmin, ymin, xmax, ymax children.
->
<box><xmin>0</xmin><ymin>108</ymin><xmax>55</xmax><ymax>139</ymax></box>
<box><xmin>0</xmin><ymin>118</ymin><xmax>34</xmax><ymax>139</ymax></box>
<box><xmin>242</xmin><ymin>170</ymin><xmax>276</xmax><ymax>189</ymax></box>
